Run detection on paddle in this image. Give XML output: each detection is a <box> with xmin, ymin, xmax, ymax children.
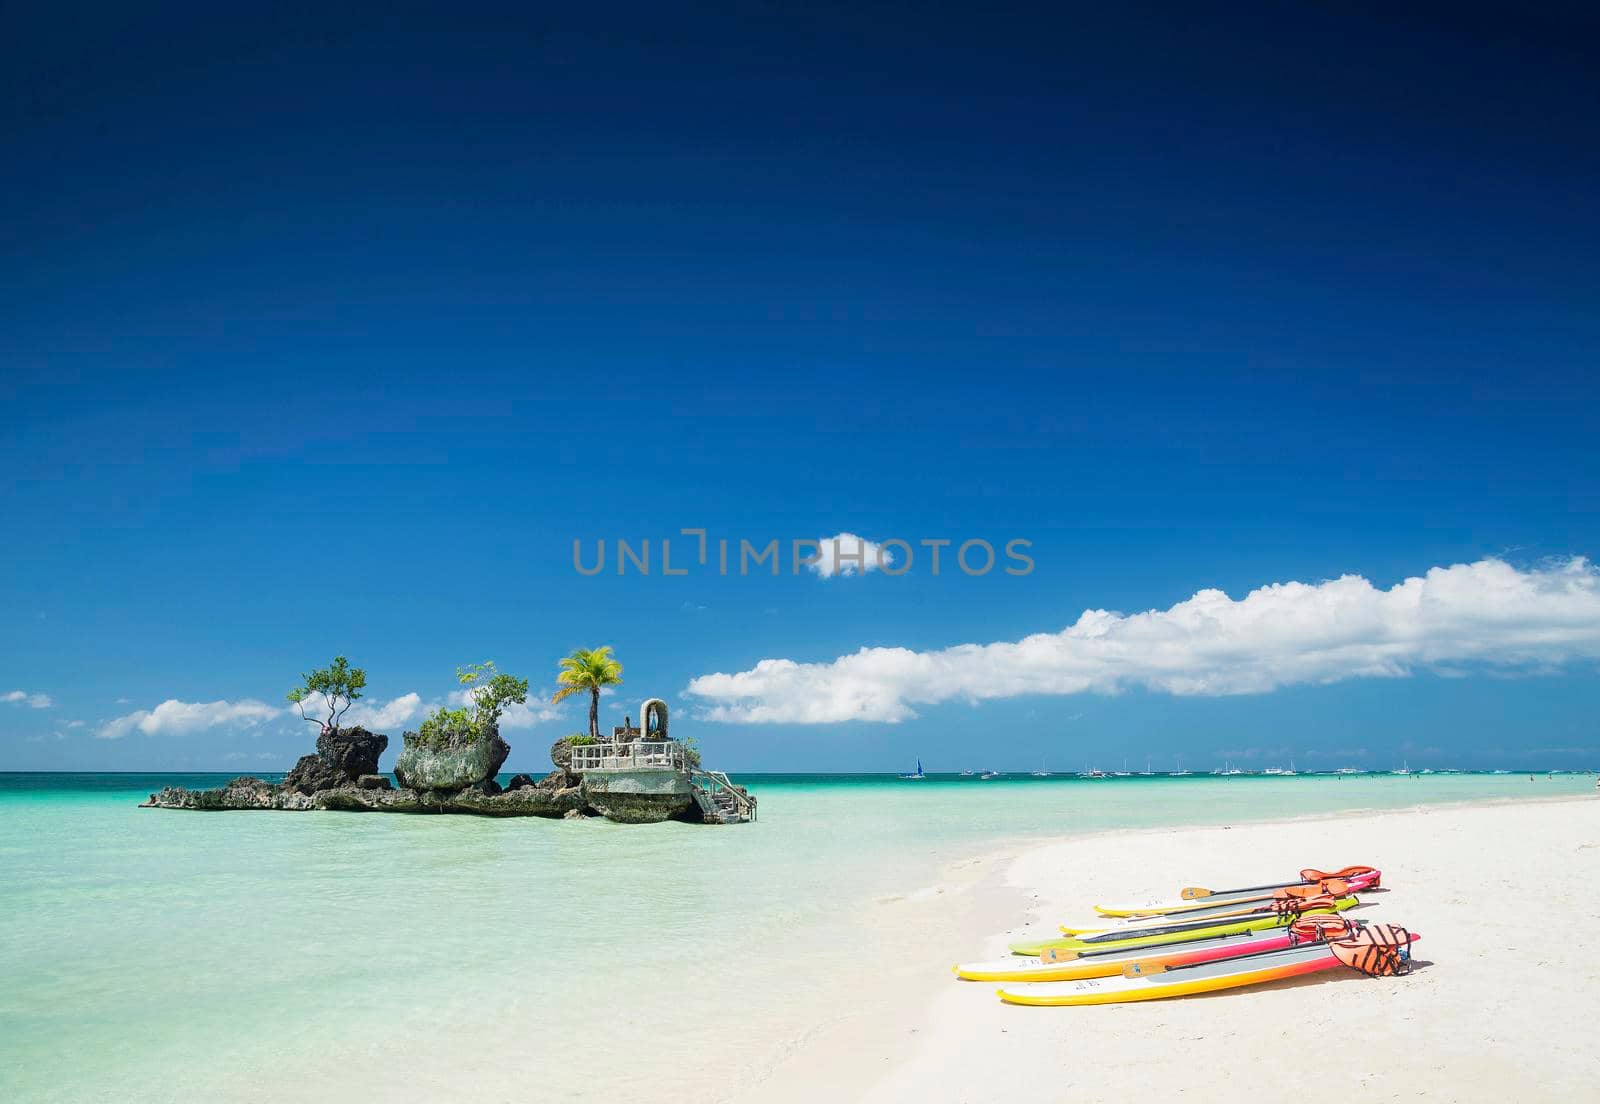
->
<box><xmin>1179</xmin><ymin>864</ymin><xmax>1377</xmax><ymax>899</ymax></box>
<box><xmin>1063</xmin><ymin>890</ymin><xmax>1346</xmax><ymax>936</ymax></box>
<box><xmin>1120</xmin><ymin>878</ymin><xmax>1349</xmax><ymax>917</ymax></box>
<box><xmin>1071</xmin><ymin>894</ymin><xmax>1342</xmax><ymax>944</ymax></box>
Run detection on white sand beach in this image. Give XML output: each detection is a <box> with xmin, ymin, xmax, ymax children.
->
<box><xmin>752</xmin><ymin>796</ymin><xmax>1600</xmax><ymax>1103</ymax></box>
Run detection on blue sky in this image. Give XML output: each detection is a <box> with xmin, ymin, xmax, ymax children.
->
<box><xmin>3</xmin><ymin>3</ymin><xmax>1598</xmax><ymax>772</ymax></box>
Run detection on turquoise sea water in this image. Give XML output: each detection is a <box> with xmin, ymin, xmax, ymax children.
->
<box><xmin>2</xmin><ymin>771</ymin><xmax>1593</xmax><ymax>1102</ymax></box>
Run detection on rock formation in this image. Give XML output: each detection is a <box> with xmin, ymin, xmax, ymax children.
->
<box><xmin>143</xmin><ymin>724</ymin><xmax>592</xmax><ymax>819</ymax></box>
<box><xmin>141</xmin><ymin>712</ymin><xmax>737</xmax><ymax>824</ymax></box>
<box><xmin>393</xmin><ymin>726</ymin><xmax>510</xmax><ymax>791</ymax></box>
<box><xmin>282</xmin><ymin>728</ymin><xmax>389</xmax><ymax>794</ymax></box>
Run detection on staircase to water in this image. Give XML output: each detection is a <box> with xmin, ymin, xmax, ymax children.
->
<box><xmin>689</xmin><ymin>770</ymin><xmax>757</xmax><ymax>824</ymax></box>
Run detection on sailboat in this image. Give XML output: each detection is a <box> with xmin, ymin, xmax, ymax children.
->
<box><xmin>1031</xmin><ymin>755</ymin><xmax>1051</xmax><ymax>778</ymax></box>
<box><xmin>1169</xmin><ymin>755</ymin><xmax>1191</xmax><ymax>777</ymax></box>
<box><xmin>898</xmin><ymin>758</ymin><xmax>926</xmax><ymax>780</ymax></box>
<box><xmin>1391</xmin><ymin>760</ymin><xmax>1410</xmax><ymax>776</ymax></box>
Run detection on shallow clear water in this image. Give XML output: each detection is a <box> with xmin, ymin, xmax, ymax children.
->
<box><xmin>1</xmin><ymin>771</ymin><xmax>1591</xmax><ymax>1101</ymax></box>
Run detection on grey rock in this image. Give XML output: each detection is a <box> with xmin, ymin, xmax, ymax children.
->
<box><xmin>579</xmin><ymin>787</ymin><xmax>693</xmax><ymax>824</ymax></box>
<box><xmin>316</xmin><ymin>727</ymin><xmax>387</xmax><ymax>777</ymax></box>
<box><xmin>282</xmin><ymin>753</ymin><xmax>343</xmax><ymax>795</ymax></box>
<box><xmin>282</xmin><ymin>727</ymin><xmax>390</xmax><ymax>794</ymax></box>
<box><xmin>393</xmin><ymin>726</ymin><xmax>510</xmax><ymax>791</ymax></box>
<box><xmin>547</xmin><ymin>736</ymin><xmax>587</xmax><ymax>787</ymax></box>
<box><xmin>142</xmin><ymin>776</ymin><xmax>283</xmax><ymax>810</ymax></box>
<box><xmin>311</xmin><ymin>781</ymin><xmax>584</xmax><ymax>818</ymax></box>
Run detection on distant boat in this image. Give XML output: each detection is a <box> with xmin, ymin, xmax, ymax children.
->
<box><xmin>1263</xmin><ymin>767</ymin><xmax>1286</xmax><ymax>776</ymax></box>
<box><xmin>1334</xmin><ymin>767</ymin><xmax>1362</xmax><ymax>775</ymax></box>
<box><xmin>1077</xmin><ymin>767</ymin><xmax>1106</xmax><ymax>779</ymax></box>
<box><xmin>1031</xmin><ymin>756</ymin><xmax>1051</xmax><ymax>778</ymax></box>
<box><xmin>1139</xmin><ymin>757</ymin><xmax>1154</xmax><ymax>777</ymax></box>
<box><xmin>959</xmin><ymin>769</ymin><xmax>974</xmax><ymax>777</ymax></box>
<box><xmin>1170</xmin><ymin>756</ymin><xmax>1191</xmax><ymax>777</ymax></box>
<box><xmin>898</xmin><ymin>759</ymin><xmax>926</xmax><ymax>780</ymax></box>
<box><xmin>1391</xmin><ymin>760</ymin><xmax>1410</xmax><ymax>776</ymax></box>
<box><xmin>1490</xmin><ymin>769</ymin><xmax>1511</xmax><ymax>775</ymax></box>
<box><xmin>979</xmin><ymin>770</ymin><xmax>1000</xmax><ymax>780</ymax></box>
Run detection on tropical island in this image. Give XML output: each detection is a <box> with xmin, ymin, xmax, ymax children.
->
<box><xmin>141</xmin><ymin>649</ymin><xmax>755</xmax><ymax>824</ymax></box>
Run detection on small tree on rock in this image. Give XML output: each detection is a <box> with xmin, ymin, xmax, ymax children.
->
<box><xmin>287</xmin><ymin>656</ymin><xmax>367</xmax><ymax>735</ymax></box>
<box><xmin>552</xmin><ymin>646</ymin><xmax>623</xmax><ymax>740</ymax></box>
<box><xmin>416</xmin><ymin>661</ymin><xmax>529</xmax><ymax>747</ymax></box>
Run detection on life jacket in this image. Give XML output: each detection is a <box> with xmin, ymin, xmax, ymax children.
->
<box><xmin>1268</xmin><ymin>891</ymin><xmax>1340</xmax><ymax>916</ymax></box>
<box><xmin>1329</xmin><ymin>923</ymin><xmax>1413</xmax><ymax>976</ymax></box>
<box><xmin>1276</xmin><ymin>878</ymin><xmax>1350</xmax><ymax>900</ymax></box>
<box><xmin>1300</xmin><ymin>865</ymin><xmax>1381</xmax><ymax>888</ymax></box>
<box><xmin>1288</xmin><ymin>914</ymin><xmax>1358</xmax><ymax>943</ymax></box>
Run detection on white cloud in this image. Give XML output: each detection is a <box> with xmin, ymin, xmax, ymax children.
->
<box><xmin>445</xmin><ymin>686</ymin><xmax>567</xmax><ymax>729</ymax></box>
<box><xmin>4</xmin><ymin>690</ymin><xmax>52</xmax><ymax>709</ymax></box>
<box><xmin>686</xmin><ymin>558</ymin><xmax>1600</xmax><ymax>723</ymax></box>
<box><xmin>808</xmin><ymin>532</ymin><xmax>895</xmax><ymax>578</ymax></box>
<box><xmin>290</xmin><ymin>691</ymin><xmax>423</xmax><ymax>731</ymax></box>
<box><xmin>97</xmin><ymin>698</ymin><xmax>281</xmax><ymax>740</ymax></box>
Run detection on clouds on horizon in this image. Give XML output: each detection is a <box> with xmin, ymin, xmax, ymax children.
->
<box><xmin>100</xmin><ymin>691</ymin><xmax>425</xmax><ymax>740</ymax></box>
<box><xmin>294</xmin><ymin>691</ymin><xmax>424</xmax><ymax>731</ymax></box>
<box><xmin>95</xmin><ymin>683</ymin><xmax>572</xmax><ymax>742</ymax></box>
<box><xmin>4</xmin><ymin>689</ymin><xmax>53</xmax><ymax>709</ymax></box>
<box><xmin>685</xmin><ymin>558</ymin><xmax>1600</xmax><ymax>723</ymax></box>
<box><xmin>97</xmin><ymin>698</ymin><xmax>281</xmax><ymax>739</ymax></box>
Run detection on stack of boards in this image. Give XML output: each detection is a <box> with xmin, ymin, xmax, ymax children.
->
<box><xmin>952</xmin><ymin>864</ymin><xmax>1418</xmax><ymax>1006</ymax></box>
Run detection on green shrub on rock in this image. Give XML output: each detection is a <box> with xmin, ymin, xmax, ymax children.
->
<box><xmin>415</xmin><ymin>662</ymin><xmax>529</xmax><ymax>749</ymax></box>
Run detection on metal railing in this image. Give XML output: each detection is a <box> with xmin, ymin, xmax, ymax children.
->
<box><xmin>569</xmin><ymin>740</ymin><xmax>687</xmax><ymax>772</ymax></box>
<box><xmin>691</xmin><ymin>769</ymin><xmax>757</xmax><ymax>822</ymax></box>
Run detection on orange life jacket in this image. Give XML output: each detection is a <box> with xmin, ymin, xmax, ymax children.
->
<box><xmin>1329</xmin><ymin>923</ymin><xmax>1412</xmax><ymax>976</ymax></box>
<box><xmin>1288</xmin><ymin>914</ymin><xmax>1357</xmax><ymax>943</ymax></box>
<box><xmin>1299</xmin><ymin>864</ymin><xmax>1380</xmax><ymax>888</ymax></box>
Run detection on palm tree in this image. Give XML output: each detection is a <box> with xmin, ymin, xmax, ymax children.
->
<box><xmin>552</xmin><ymin>646</ymin><xmax>624</xmax><ymax>740</ymax></box>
